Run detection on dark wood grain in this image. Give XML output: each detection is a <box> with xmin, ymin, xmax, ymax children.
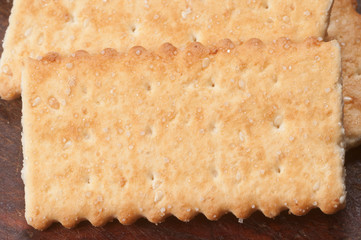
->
<box><xmin>0</xmin><ymin>0</ymin><xmax>361</xmax><ymax>239</ymax></box>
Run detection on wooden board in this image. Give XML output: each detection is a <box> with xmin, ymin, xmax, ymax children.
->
<box><xmin>0</xmin><ymin>0</ymin><xmax>360</xmax><ymax>239</ymax></box>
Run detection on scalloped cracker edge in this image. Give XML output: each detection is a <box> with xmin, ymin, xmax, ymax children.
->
<box><xmin>1</xmin><ymin>0</ymin><xmax>334</xmax><ymax>100</ymax></box>
<box><xmin>21</xmin><ymin>38</ymin><xmax>345</xmax><ymax>230</ymax></box>
<box><xmin>327</xmin><ymin>0</ymin><xmax>361</xmax><ymax>148</ymax></box>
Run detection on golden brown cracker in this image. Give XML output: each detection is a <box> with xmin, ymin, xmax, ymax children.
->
<box><xmin>1</xmin><ymin>0</ymin><xmax>334</xmax><ymax>99</ymax></box>
<box><xmin>21</xmin><ymin>39</ymin><xmax>345</xmax><ymax>229</ymax></box>
<box><xmin>327</xmin><ymin>0</ymin><xmax>361</xmax><ymax>148</ymax></box>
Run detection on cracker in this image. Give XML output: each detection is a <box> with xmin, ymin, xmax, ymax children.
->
<box><xmin>21</xmin><ymin>39</ymin><xmax>345</xmax><ymax>230</ymax></box>
<box><xmin>327</xmin><ymin>0</ymin><xmax>361</xmax><ymax>148</ymax></box>
<box><xmin>1</xmin><ymin>0</ymin><xmax>334</xmax><ymax>100</ymax></box>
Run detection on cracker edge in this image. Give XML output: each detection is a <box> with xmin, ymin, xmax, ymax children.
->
<box><xmin>0</xmin><ymin>0</ymin><xmax>335</xmax><ymax>100</ymax></box>
<box><xmin>21</xmin><ymin>38</ymin><xmax>346</xmax><ymax>230</ymax></box>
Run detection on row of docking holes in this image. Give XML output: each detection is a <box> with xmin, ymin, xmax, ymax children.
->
<box><xmin>148</xmin><ymin>164</ymin><xmax>284</xmax><ymax>183</ymax></box>
<box><xmin>142</xmin><ymin>80</ymin><xmax>284</xmax><ymax>130</ymax></box>
<box><xmin>131</xmin><ymin>24</ymin><xmax>200</xmax><ymax>43</ymax></box>
<box><xmin>63</xmin><ymin>16</ymin><xmax>199</xmax><ymax>43</ymax></box>
<box><xmin>143</xmin><ymin>77</ymin><xmax>279</xmax><ymax>92</ymax></box>
<box><xmin>83</xmin><ymin>164</ymin><xmax>283</xmax><ymax>186</ymax></box>
<box><xmin>83</xmin><ymin>164</ymin><xmax>282</xmax><ymax>186</ymax></box>
<box><xmin>143</xmin><ymin>80</ymin><xmax>214</xmax><ymax>93</ymax></box>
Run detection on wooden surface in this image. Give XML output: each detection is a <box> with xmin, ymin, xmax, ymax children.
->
<box><xmin>0</xmin><ymin>1</ymin><xmax>361</xmax><ymax>239</ymax></box>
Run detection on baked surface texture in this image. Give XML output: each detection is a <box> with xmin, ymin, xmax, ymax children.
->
<box><xmin>327</xmin><ymin>0</ymin><xmax>361</xmax><ymax>148</ymax></box>
<box><xmin>1</xmin><ymin>0</ymin><xmax>334</xmax><ymax>99</ymax></box>
<box><xmin>22</xmin><ymin>39</ymin><xmax>345</xmax><ymax>230</ymax></box>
